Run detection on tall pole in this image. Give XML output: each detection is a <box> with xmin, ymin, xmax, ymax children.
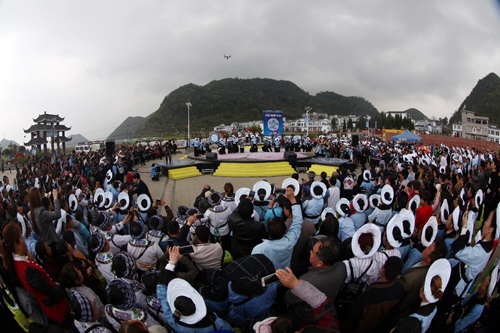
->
<box><xmin>186</xmin><ymin>102</ymin><xmax>192</xmax><ymax>147</ymax></box>
<box><xmin>305</xmin><ymin>106</ymin><xmax>312</xmax><ymax>136</ymax></box>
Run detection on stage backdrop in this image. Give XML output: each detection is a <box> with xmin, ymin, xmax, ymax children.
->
<box><xmin>263</xmin><ymin>110</ymin><xmax>284</xmax><ymax>136</ymax></box>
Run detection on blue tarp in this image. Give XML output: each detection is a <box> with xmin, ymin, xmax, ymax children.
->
<box><xmin>391</xmin><ymin>130</ymin><xmax>423</xmax><ymax>142</ymax></box>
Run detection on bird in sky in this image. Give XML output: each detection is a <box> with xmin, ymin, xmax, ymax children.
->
<box><xmin>224</xmin><ymin>54</ymin><xmax>231</xmax><ymax>60</ymax></box>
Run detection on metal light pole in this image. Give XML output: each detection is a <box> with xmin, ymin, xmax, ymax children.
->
<box><xmin>186</xmin><ymin>102</ymin><xmax>192</xmax><ymax>147</ymax></box>
<box><xmin>305</xmin><ymin>106</ymin><xmax>312</xmax><ymax>136</ymax></box>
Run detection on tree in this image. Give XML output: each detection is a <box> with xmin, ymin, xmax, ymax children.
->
<box><xmin>343</xmin><ymin>119</ymin><xmax>347</xmax><ymax>131</ymax></box>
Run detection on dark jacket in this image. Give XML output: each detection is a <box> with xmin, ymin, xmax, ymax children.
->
<box><xmin>349</xmin><ymin>280</ymin><xmax>405</xmax><ymax>333</ymax></box>
<box><xmin>227</xmin><ymin>210</ymin><xmax>267</xmax><ymax>259</ymax></box>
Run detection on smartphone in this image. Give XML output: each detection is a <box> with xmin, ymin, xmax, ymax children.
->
<box><xmin>128</xmin><ymin>211</ymin><xmax>134</xmax><ymax>217</ymax></box>
<box><xmin>248</xmin><ymin>190</ymin><xmax>255</xmax><ymax>199</ymax></box>
<box><xmin>179</xmin><ymin>245</ymin><xmax>195</xmax><ymax>255</ymax></box>
<box><xmin>261</xmin><ymin>273</ymin><xmax>279</xmax><ymax>287</ymax></box>
<box><xmin>156</xmin><ymin>198</ymin><xmax>161</xmax><ymax>204</ymax></box>
<box><xmin>167</xmin><ymin>240</ymin><xmax>174</xmax><ymax>248</ymax></box>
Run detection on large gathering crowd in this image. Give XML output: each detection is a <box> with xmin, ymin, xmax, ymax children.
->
<box><xmin>1</xmin><ymin>138</ymin><xmax>500</xmax><ymax>333</ymax></box>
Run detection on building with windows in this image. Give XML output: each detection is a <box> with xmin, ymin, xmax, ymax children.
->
<box><xmin>488</xmin><ymin>126</ymin><xmax>500</xmax><ymax>143</ymax></box>
<box><xmin>386</xmin><ymin>110</ymin><xmax>408</xmax><ymax>119</ymax></box>
<box><xmin>461</xmin><ymin>109</ymin><xmax>489</xmax><ymax>140</ymax></box>
<box><xmin>452</xmin><ymin>123</ymin><xmax>463</xmax><ymax>137</ymax></box>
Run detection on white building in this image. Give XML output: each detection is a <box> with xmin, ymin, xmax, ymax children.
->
<box><xmin>386</xmin><ymin>110</ymin><xmax>408</xmax><ymax>119</ymax></box>
<box><xmin>488</xmin><ymin>126</ymin><xmax>500</xmax><ymax>143</ymax></box>
<box><xmin>452</xmin><ymin>123</ymin><xmax>462</xmax><ymax>137</ymax></box>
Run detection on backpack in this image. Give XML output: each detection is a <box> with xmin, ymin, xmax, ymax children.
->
<box><xmin>335</xmin><ymin>259</ymin><xmax>373</xmax><ymax>322</ymax></box>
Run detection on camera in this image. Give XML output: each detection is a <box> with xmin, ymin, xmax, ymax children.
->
<box><xmin>273</xmin><ymin>188</ymin><xmax>285</xmax><ymax>195</ymax></box>
<box><xmin>248</xmin><ymin>190</ymin><xmax>255</xmax><ymax>199</ymax></box>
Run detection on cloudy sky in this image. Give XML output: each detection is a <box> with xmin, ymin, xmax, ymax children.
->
<box><xmin>1</xmin><ymin>0</ymin><xmax>499</xmax><ymax>145</ymax></box>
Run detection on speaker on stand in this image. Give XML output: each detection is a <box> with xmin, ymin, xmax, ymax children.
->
<box><xmin>105</xmin><ymin>140</ymin><xmax>115</xmax><ymax>158</ymax></box>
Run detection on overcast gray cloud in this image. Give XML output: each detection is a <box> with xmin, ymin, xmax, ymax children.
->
<box><xmin>1</xmin><ymin>0</ymin><xmax>499</xmax><ymax>145</ymax></box>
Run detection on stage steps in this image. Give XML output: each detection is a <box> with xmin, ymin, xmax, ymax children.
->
<box><xmin>307</xmin><ymin>164</ymin><xmax>339</xmax><ymax>177</ymax></box>
<box><xmin>168</xmin><ymin>166</ymin><xmax>202</xmax><ymax>180</ymax></box>
<box><xmin>213</xmin><ymin>161</ymin><xmax>295</xmax><ymax>177</ymax></box>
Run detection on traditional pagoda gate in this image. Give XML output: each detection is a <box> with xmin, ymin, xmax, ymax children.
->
<box><xmin>24</xmin><ymin>111</ymin><xmax>71</xmax><ymax>153</ymax></box>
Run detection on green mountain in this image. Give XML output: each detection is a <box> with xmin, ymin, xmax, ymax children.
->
<box><xmin>107</xmin><ymin>116</ymin><xmax>147</xmax><ymax>141</ymax></box>
<box><xmin>450</xmin><ymin>72</ymin><xmax>500</xmax><ymax>125</ymax></box>
<box><xmin>405</xmin><ymin>108</ymin><xmax>428</xmax><ymax>121</ymax></box>
<box><xmin>133</xmin><ymin>78</ymin><xmax>379</xmax><ymax>138</ymax></box>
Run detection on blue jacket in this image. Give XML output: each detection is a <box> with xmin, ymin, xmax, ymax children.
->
<box><xmin>252</xmin><ymin>204</ymin><xmax>303</xmax><ymax>270</ymax></box>
<box><xmin>228</xmin><ymin>281</ymin><xmax>278</xmax><ymax>328</ymax></box>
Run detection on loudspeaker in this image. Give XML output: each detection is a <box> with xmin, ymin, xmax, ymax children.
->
<box><xmin>352</xmin><ymin>135</ymin><xmax>359</xmax><ymax>146</ymax></box>
<box><xmin>206</xmin><ymin>152</ymin><xmax>218</xmax><ymax>161</ymax></box>
<box><xmin>284</xmin><ymin>151</ymin><xmax>297</xmax><ymax>161</ymax></box>
<box><xmin>105</xmin><ymin>140</ymin><xmax>115</xmax><ymax>158</ymax></box>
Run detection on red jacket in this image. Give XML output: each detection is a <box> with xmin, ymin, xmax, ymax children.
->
<box><xmin>14</xmin><ymin>258</ymin><xmax>69</xmax><ymax>323</ymax></box>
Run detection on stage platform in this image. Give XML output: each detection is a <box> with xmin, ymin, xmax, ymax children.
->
<box><xmin>157</xmin><ymin>151</ymin><xmax>351</xmax><ymax>179</ymax></box>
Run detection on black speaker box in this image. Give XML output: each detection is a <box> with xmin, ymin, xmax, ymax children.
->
<box><xmin>352</xmin><ymin>135</ymin><xmax>359</xmax><ymax>146</ymax></box>
<box><xmin>206</xmin><ymin>152</ymin><xmax>218</xmax><ymax>161</ymax></box>
<box><xmin>105</xmin><ymin>140</ymin><xmax>115</xmax><ymax>158</ymax></box>
<box><xmin>284</xmin><ymin>151</ymin><xmax>297</xmax><ymax>161</ymax></box>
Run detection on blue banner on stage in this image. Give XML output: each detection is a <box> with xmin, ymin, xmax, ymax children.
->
<box><xmin>262</xmin><ymin>110</ymin><xmax>284</xmax><ymax>136</ymax></box>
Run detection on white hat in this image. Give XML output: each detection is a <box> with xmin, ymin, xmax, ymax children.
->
<box><xmin>321</xmin><ymin>207</ymin><xmax>336</xmax><ymax>222</ymax></box>
<box><xmin>488</xmin><ymin>261</ymin><xmax>500</xmax><ymax>298</ymax></box>
<box><xmin>421</xmin><ymin>216</ymin><xmax>438</xmax><ymax>247</ymax></box>
<box><xmin>235</xmin><ymin>187</ymin><xmax>250</xmax><ymax>206</ymax></box>
<box><xmin>118</xmin><ymin>192</ymin><xmax>130</xmax><ymax>210</ymax></box>
<box><xmin>252</xmin><ymin>181</ymin><xmax>272</xmax><ymax>202</ymax></box>
<box><xmin>167</xmin><ymin>278</ymin><xmax>207</xmax><ymax>325</ymax></box>
<box><xmin>369</xmin><ymin>194</ymin><xmax>381</xmax><ymax>209</ymax></box>
<box><xmin>68</xmin><ymin>194</ymin><xmax>78</xmax><ymax>212</ymax></box>
<box><xmin>408</xmin><ymin>195</ymin><xmax>420</xmax><ymax>215</ymax></box>
<box><xmin>353</xmin><ymin>194</ymin><xmax>368</xmax><ymax>213</ymax></box>
<box><xmin>310</xmin><ymin>181</ymin><xmax>327</xmax><ymax>199</ymax></box>
<box><xmin>114</xmin><ymin>156</ymin><xmax>119</xmax><ymax>164</ymax></box>
<box><xmin>381</xmin><ymin>184</ymin><xmax>394</xmax><ymax>205</ymax></box>
<box><xmin>94</xmin><ymin>188</ymin><xmax>105</xmax><ymax>208</ymax></box>
<box><xmin>282</xmin><ymin>178</ymin><xmax>300</xmax><ymax>197</ymax></box>
<box><xmin>363</xmin><ymin>170</ymin><xmax>372</xmax><ymax>182</ymax></box>
<box><xmin>399</xmin><ymin>208</ymin><xmax>415</xmax><ymax>238</ymax></box>
<box><xmin>103</xmin><ymin>191</ymin><xmax>113</xmax><ymax>210</ymax></box>
<box><xmin>106</xmin><ymin>169</ymin><xmax>113</xmax><ymax>183</ymax></box>
<box><xmin>424</xmin><ymin>259</ymin><xmax>451</xmax><ymax>303</ymax></box>
<box><xmin>352</xmin><ymin>223</ymin><xmax>381</xmax><ymax>259</ymax></box>
<box><xmin>439</xmin><ymin>166</ymin><xmax>446</xmax><ymax>174</ymax></box>
<box><xmin>452</xmin><ymin>206</ymin><xmax>461</xmax><ymax>231</ymax></box>
<box><xmin>440</xmin><ymin>200</ymin><xmax>450</xmax><ymax>224</ymax></box>
<box><xmin>336</xmin><ymin>198</ymin><xmax>351</xmax><ymax>217</ymax></box>
<box><xmin>386</xmin><ymin>214</ymin><xmax>403</xmax><ymax>248</ymax></box>
<box><xmin>137</xmin><ymin>194</ymin><xmax>151</xmax><ymax>212</ymax></box>
<box><xmin>459</xmin><ymin>188</ymin><xmax>465</xmax><ymax>203</ymax></box>
<box><xmin>475</xmin><ymin>189</ymin><xmax>483</xmax><ymax>207</ymax></box>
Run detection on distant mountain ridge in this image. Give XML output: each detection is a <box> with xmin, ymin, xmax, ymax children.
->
<box><xmin>0</xmin><ymin>138</ymin><xmax>20</xmax><ymax>149</ymax></box>
<box><xmin>129</xmin><ymin>78</ymin><xmax>380</xmax><ymax>138</ymax></box>
<box><xmin>107</xmin><ymin>75</ymin><xmax>498</xmax><ymax>140</ymax></box>
<box><xmin>405</xmin><ymin>108</ymin><xmax>428</xmax><ymax>121</ymax></box>
<box><xmin>450</xmin><ymin>73</ymin><xmax>500</xmax><ymax>125</ymax></box>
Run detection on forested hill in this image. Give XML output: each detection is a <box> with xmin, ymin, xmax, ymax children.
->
<box><xmin>133</xmin><ymin>78</ymin><xmax>379</xmax><ymax>137</ymax></box>
<box><xmin>449</xmin><ymin>72</ymin><xmax>500</xmax><ymax>125</ymax></box>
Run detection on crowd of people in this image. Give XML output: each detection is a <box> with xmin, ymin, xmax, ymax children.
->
<box><xmin>0</xmin><ymin>138</ymin><xmax>500</xmax><ymax>333</ymax></box>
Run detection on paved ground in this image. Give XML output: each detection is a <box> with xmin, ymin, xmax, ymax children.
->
<box><xmin>139</xmin><ymin>151</ymin><xmax>306</xmax><ymax>210</ymax></box>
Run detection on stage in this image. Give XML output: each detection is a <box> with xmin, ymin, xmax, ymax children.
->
<box><xmin>157</xmin><ymin>150</ymin><xmax>351</xmax><ymax>179</ymax></box>
<box><xmin>188</xmin><ymin>151</ymin><xmax>314</xmax><ymax>162</ymax></box>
